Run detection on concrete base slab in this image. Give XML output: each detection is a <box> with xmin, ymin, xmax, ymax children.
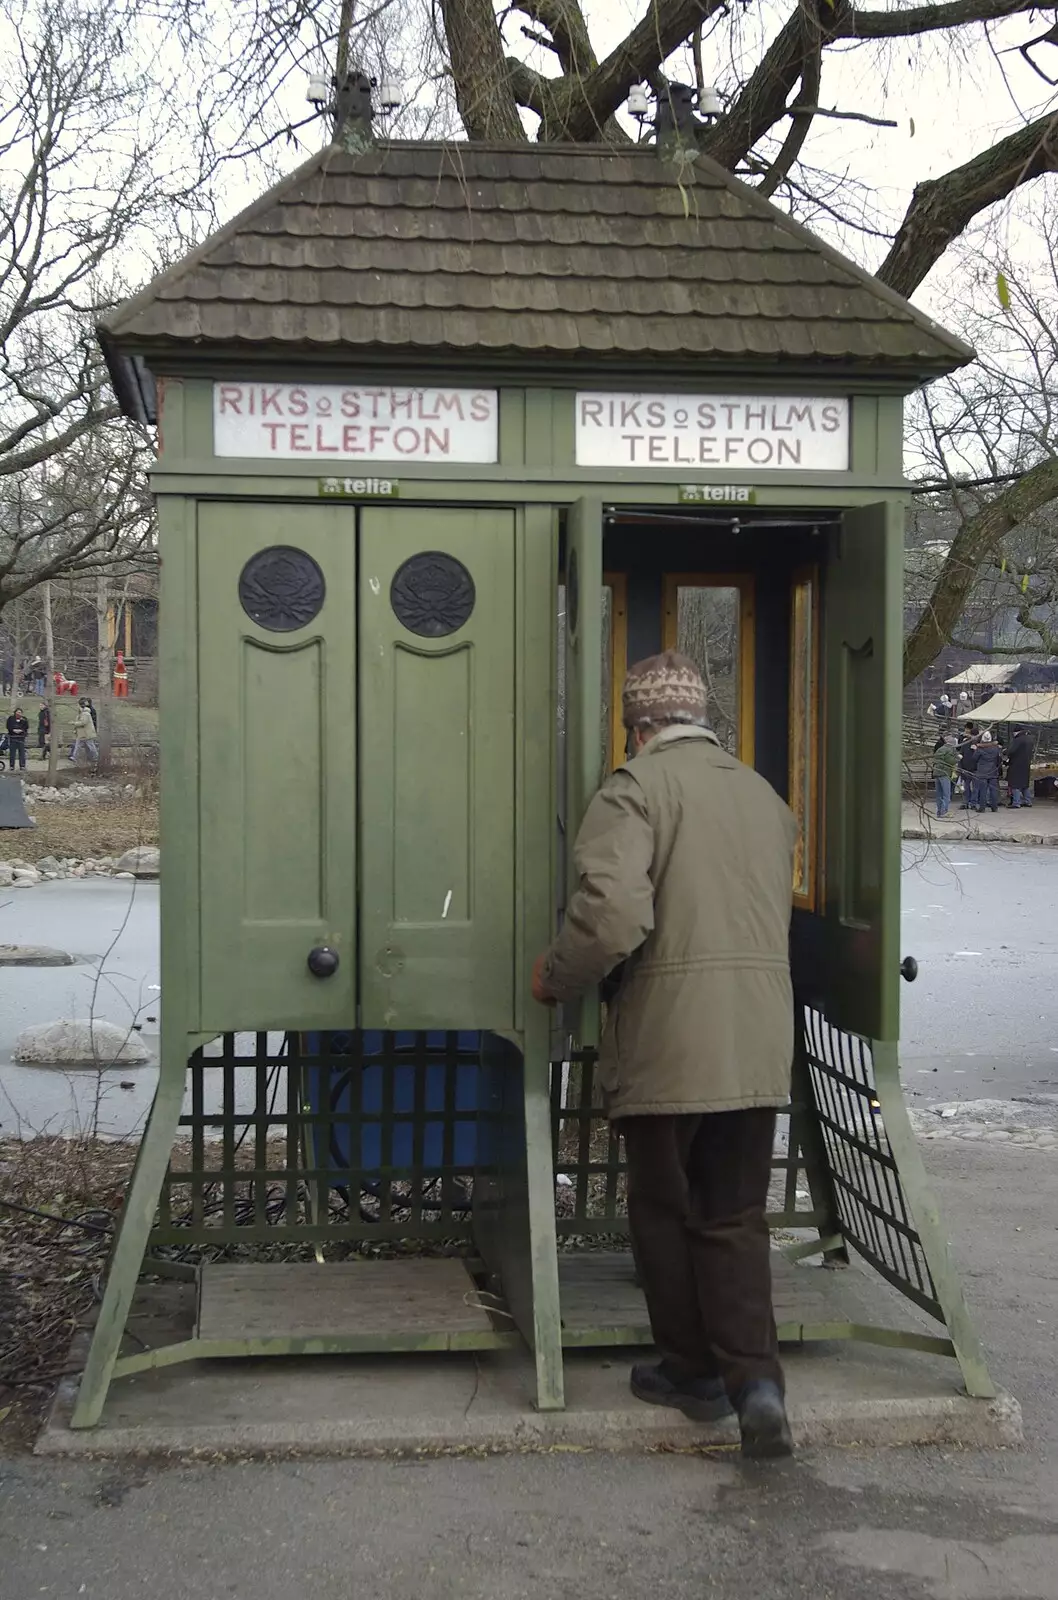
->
<box><xmin>38</xmin><ymin>1260</ymin><xmax>1022</xmax><ymax>1459</ymax></box>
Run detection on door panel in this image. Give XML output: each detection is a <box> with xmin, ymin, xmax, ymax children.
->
<box><xmin>563</xmin><ymin>498</ymin><xmax>603</xmax><ymax>1048</ymax></box>
<box><xmin>197</xmin><ymin>501</ymin><xmax>358</xmax><ymax>1031</ymax></box>
<box><xmin>822</xmin><ymin>502</ymin><xmax>903</xmax><ymax>1040</ymax></box>
<box><xmin>359</xmin><ymin>507</ymin><xmax>516</xmax><ymax>1029</ymax></box>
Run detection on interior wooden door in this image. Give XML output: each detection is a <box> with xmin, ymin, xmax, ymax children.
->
<box><xmin>661</xmin><ymin>573</ymin><xmax>756</xmax><ymax>763</ymax></box>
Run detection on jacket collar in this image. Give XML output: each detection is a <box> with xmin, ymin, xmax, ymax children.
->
<box><xmin>639</xmin><ymin>724</ymin><xmax>721</xmax><ymax>757</ymax></box>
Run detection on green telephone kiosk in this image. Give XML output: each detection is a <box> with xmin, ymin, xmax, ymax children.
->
<box><xmin>71</xmin><ymin>134</ymin><xmax>992</xmax><ymax>1428</ymax></box>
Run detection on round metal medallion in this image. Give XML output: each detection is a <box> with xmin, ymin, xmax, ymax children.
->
<box><xmin>390</xmin><ymin>551</ymin><xmax>476</xmax><ymax>638</ymax></box>
<box><xmin>238</xmin><ymin>546</ymin><xmax>325</xmax><ymax>632</ymax></box>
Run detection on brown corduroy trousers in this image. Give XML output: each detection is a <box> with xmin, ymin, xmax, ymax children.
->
<box><xmin>619</xmin><ymin>1108</ymin><xmax>783</xmax><ymax>1397</ymax></box>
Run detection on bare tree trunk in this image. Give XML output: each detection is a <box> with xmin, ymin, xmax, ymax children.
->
<box><xmin>42</xmin><ymin>581</ymin><xmax>59</xmax><ymax>783</ymax></box>
<box><xmin>9</xmin><ymin>598</ymin><xmax>22</xmax><ymax>712</ymax></box>
<box><xmin>95</xmin><ymin>573</ymin><xmax>113</xmax><ymax>772</ymax></box>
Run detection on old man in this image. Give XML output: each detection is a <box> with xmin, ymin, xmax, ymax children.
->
<box><xmin>533</xmin><ymin>651</ymin><xmax>797</xmax><ymax>1458</ymax></box>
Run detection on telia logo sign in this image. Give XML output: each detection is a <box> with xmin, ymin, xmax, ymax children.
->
<box><xmin>213</xmin><ymin>383</ymin><xmax>499</xmax><ymax>462</ymax></box>
<box><xmin>575</xmin><ymin>393</ymin><xmax>849</xmax><ymax>470</ymax></box>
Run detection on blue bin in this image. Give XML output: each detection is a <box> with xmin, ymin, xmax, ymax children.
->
<box><xmin>303</xmin><ymin>1030</ymin><xmax>481</xmax><ymax>1174</ymax></box>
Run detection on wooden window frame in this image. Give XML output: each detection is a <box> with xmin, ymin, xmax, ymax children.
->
<box><xmin>661</xmin><ymin>573</ymin><xmax>756</xmax><ymax>766</ymax></box>
<box><xmin>789</xmin><ymin>565</ymin><xmax>821</xmax><ymax>911</ymax></box>
<box><xmin>603</xmin><ymin>571</ymin><xmax>628</xmax><ymax>769</ymax></box>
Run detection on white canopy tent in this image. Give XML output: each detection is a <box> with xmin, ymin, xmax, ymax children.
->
<box><xmin>957</xmin><ymin>692</ymin><xmax>1058</xmax><ymax>724</ymax></box>
<box><xmin>946</xmin><ymin>664</ymin><xmax>1019</xmax><ymax>687</ymax></box>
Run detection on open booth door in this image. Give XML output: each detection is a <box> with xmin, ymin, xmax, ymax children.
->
<box><xmin>822</xmin><ymin>502</ymin><xmax>902</xmax><ymax>1043</ymax></box>
<box><xmin>812</xmin><ymin>500</ymin><xmax>994</xmax><ymax>1397</ymax></box>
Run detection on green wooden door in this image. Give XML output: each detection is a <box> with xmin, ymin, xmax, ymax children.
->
<box><xmin>822</xmin><ymin>501</ymin><xmax>904</xmax><ymax>1041</ymax></box>
<box><xmin>563</xmin><ymin>497</ymin><xmax>603</xmax><ymax>1048</ymax></box>
<box><xmin>358</xmin><ymin>507</ymin><xmax>516</xmax><ymax>1030</ymax></box>
<box><xmin>197</xmin><ymin>501</ymin><xmax>357</xmax><ymax>1031</ymax></box>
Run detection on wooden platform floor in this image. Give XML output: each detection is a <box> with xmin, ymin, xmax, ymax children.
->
<box><xmin>558</xmin><ymin>1249</ymin><xmax>854</xmax><ymax>1345</ymax></box>
<box><xmin>198</xmin><ymin>1259</ymin><xmax>493</xmax><ymax>1342</ymax></box>
<box><xmin>194</xmin><ymin>1249</ymin><xmax>910</xmax><ymax>1350</ymax></box>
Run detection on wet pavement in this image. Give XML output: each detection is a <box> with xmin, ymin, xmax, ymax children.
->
<box><xmin>0</xmin><ymin>878</ymin><xmax>160</xmax><ymax>1138</ymax></box>
<box><xmin>900</xmin><ymin>840</ymin><xmax>1058</xmax><ymax>1108</ymax></box>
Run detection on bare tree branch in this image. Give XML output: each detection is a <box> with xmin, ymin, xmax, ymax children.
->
<box><xmin>555</xmin><ymin>0</ymin><xmax>729</xmax><ymax>142</ymax></box>
<box><xmin>904</xmin><ymin>457</ymin><xmax>1058</xmax><ymax>681</ymax></box>
<box><xmin>879</xmin><ymin>113</ymin><xmax>1058</xmax><ymax>295</ymax></box>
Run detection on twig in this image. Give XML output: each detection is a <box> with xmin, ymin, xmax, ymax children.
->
<box><xmin>794</xmin><ymin>105</ymin><xmax>899</xmax><ymax>127</ymax></box>
<box><xmin>0</xmin><ymin>1197</ymin><xmax>113</xmax><ymax>1234</ymax></box>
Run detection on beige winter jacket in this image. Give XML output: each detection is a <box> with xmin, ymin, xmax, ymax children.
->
<box><xmin>543</xmin><ymin>725</ymin><xmax>797</xmax><ymax>1118</ymax></box>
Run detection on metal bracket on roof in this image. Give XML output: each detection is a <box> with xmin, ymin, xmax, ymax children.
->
<box><xmin>335</xmin><ymin>71</ymin><xmax>375</xmax><ymax>151</ymax></box>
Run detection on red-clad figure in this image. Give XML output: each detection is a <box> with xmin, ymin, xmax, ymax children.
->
<box><xmin>113</xmin><ymin>650</ymin><xmax>129</xmax><ymax>698</ymax></box>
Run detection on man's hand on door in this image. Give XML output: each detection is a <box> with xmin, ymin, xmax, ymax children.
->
<box><xmin>531</xmin><ymin>953</ymin><xmax>557</xmax><ymax>1006</ymax></box>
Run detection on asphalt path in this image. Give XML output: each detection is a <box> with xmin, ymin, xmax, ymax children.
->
<box><xmin>900</xmin><ymin>841</ymin><xmax>1058</xmax><ymax>1108</ymax></box>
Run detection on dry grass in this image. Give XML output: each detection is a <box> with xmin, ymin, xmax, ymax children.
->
<box><xmin>0</xmin><ymin>1136</ymin><xmax>138</xmax><ymax>1451</ymax></box>
<box><xmin>1</xmin><ymin>791</ymin><xmax>159</xmax><ymax>864</ymax></box>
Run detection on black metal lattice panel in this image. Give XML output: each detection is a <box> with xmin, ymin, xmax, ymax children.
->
<box><xmin>153</xmin><ymin>1032</ymin><xmax>488</xmax><ymax>1249</ymax></box>
<box><xmin>801</xmin><ymin>1007</ymin><xmax>941</xmax><ymax>1319</ymax></box>
<box><xmin>549</xmin><ymin>1050</ymin><xmax>827</xmax><ymax>1237</ymax></box>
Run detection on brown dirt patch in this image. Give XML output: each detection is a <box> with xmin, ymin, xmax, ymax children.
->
<box><xmin>1</xmin><ymin>792</ymin><xmax>159</xmax><ymax>864</ymax></box>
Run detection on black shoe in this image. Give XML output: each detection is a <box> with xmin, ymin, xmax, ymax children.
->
<box><xmin>630</xmin><ymin>1361</ymin><xmax>734</xmax><ymax>1422</ymax></box>
<box><xmin>735</xmin><ymin>1379</ymin><xmax>794</xmax><ymax>1459</ymax></box>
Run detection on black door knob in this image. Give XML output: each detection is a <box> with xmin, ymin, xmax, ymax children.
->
<box><xmin>900</xmin><ymin>956</ymin><xmax>918</xmax><ymax>983</ymax></box>
<box><xmin>307</xmin><ymin>946</ymin><xmax>339</xmax><ymax>978</ymax></box>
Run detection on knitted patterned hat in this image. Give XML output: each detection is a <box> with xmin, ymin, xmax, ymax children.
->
<box><xmin>622</xmin><ymin>651</ymin><xmax>709</xmax><ymax>729</ymax></box>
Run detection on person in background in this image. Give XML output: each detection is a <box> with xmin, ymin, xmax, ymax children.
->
<box><xmin>6</xmin><ymin>705</ymin><xmax>29</xmax><ymax>770</ymax></box>
<box><xmin>532</xmin><ymin>651</ymin><xmax>797</xmax><ymax>1459</ymax></box>
<box><xmin>70</xmin><ymin>700</ymin><xmax>98</xmax><ymax>766</ymax></box>
<box><xmin>37</xmin><ymin>702</ymin><xmax>50</xmax><ymax>759</ymax></box>
<box><xmin>933</xmin><ymin>733</ymin><xmax>958</xmax><ymax>817</ymax></box>
<box><xmin>938</xmin><ymin>693</ymin><xmax>954</xmax><ymax>720</ymax></box>
<box><xmin>1005</xmin><ymin>727</ymin><xmax>1033</xmax><ymax>809</ymax></box>
<box><xmin>958</xmin><ymin>690</ymin><xmax>972</xmax><ymax>715</ymax></box>
<box><xmin>972</xmin><ymin>730</ymin><xmax>1002</xmax><ymax>813</ymax></box>
<box><xmin>29</xmin><ymin>656</ymin><xmax>45</xmax><ymax>695</ymax></box>
<box><xmin>957</xmin><ymin>723</ymin><xmax>980</xmax><ymax>808</ymax></box>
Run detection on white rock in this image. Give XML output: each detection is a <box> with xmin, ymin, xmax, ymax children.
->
<box><xmin>115</xmin><ymin>846</ymin><xmax>159</xmax><ymax>876</ymax></box>
<box><xmin>13</xmin><ymin>867</ymin><xmax>40</xmax><ymax>883</ymax></box>
<box><xmin>0</xmin><ymin>863</ymin><xmax>13</xmax><ymax>887</ymax></box>
<box><xmin>14</xmin><ymin>1019</ymin><xmax>151</xmax><ymax>1066</ymax></box>
<box><xmin>36</xmin><ymin>855</ymin><xmax>60</xmax><ymax>873</ymax></box>
<box><xmin>114</xmin><ymin>871</ymin><xmax>135</xmax><ymax>880</ymax></box>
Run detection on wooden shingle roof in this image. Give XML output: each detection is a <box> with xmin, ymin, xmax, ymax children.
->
<box><xmin>100</xmin><ymin>140</ymin><xmax>971</xmax><ymax>420</ymax></box>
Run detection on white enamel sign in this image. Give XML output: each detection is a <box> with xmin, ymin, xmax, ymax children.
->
<box><xmin>575</xmin><ymin>393</ymin><xmax>849</xmax><ymax>471</ymax></box>
<box><xmin>213</xmin><ymin>383</ymin><xmax>499</xmax><ymax>463</ymax></box>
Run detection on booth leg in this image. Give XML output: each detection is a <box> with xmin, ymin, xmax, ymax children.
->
<box><xmin>473</xmin><ymin>1026</ymin><xmax>564</xmax><ymax>1411</ymax></box>
<box><xmin>71</xmin><ymin>1068</ymin><xmax>186</xmax><ymax>1428</ymax></box>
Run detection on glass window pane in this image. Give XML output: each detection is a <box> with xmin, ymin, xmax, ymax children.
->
<box><xmin>675</xmin><ymin>585</ymin><xmax>741</xmax><ymax>755</ymax></box>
